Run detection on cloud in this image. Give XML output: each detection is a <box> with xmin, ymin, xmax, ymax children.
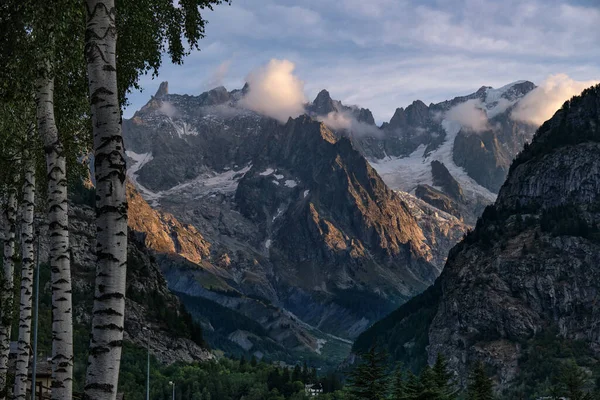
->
<box><xmin>239</xmin><ymin>59</ymin><xmax>307</xmax><ymax>123</ymax></box>
<box><xmin>204</xmin><ymin>60</ymin><xmax>231</xmax><ymax>90</ymax></box>
<box><xmin>445</xmin><ymin>99</ymin><xmax>491</xmax><ymax>132</ymax></box>
<box><xmin>511</xmin><ymin>74</ymin><xmax>599</xmax><ymax>126</ymax></box>
<box><xmin>317</xmin><ymin>111</ymin><xmax>382</xmax><ymax>138</ymax></box>
<box><xmin>158</xmin><ymin>101</ymin><xmax>177</xmax><ymax>118</ymax></box>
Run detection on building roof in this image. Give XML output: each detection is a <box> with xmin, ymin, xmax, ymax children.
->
<box><xmin>30</xmin><ymin>360</ymin><xmax>52</xmax><ymax>377</ymax></box>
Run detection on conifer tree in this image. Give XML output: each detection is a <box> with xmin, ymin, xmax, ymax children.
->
<box><xmin>348</xmin><ymin>345</ymin><xmax>388</xmax><ymax>400</ymax></box>
<box><xmin>403</xmin><ymin>371</ymin><xmax>422</xmax><ymax>400</ymax></box>
<box><xmin>467</xmin><ymin>361</ymin><xmax>494</xmax><ymax>400</ymax></box>
<box><xmin>390</xmin><ymin>364</ymin><xmax>405</xmax><ymax>400</ymax></box>
<box><xmin>432</xmin><ymin>354</ymin><xmax>458</xmax><ymax>400</ymax></box>
<box><xmin>561</xmin><ymin>360</ymin><xmax>593</xmax><ymax>400</ymax></box>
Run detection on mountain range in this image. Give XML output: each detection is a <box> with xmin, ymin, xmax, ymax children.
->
<box><xmin>121</xmin><ymin>79</ymin><xmax>540</xmax><ymax>364</ymax></box>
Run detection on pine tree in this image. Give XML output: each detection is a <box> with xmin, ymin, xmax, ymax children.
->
<box><xmin>390</xmin><ymin>364</ymin><xmax>405</xmax><ymax>400</ymax></box>
<box><xmin>561</xmin><ymin>360</ymin><xmax>593</xmax><ymax>400</ymax></box>
<box><xmin>467</xmin><ymin>361</ymin><xmax>494</xmax><ymax>400</ymax></box>
<box><xmin>403</xmin><ymin>371</ymin><xmax>422</xmax><ymax>400</ymax></box>
<box><xmin>292</xmin><ymin>365</ymin><xmax>302</xmax><ymax>383</ymax></box>
<box><xmin>432</xmin><ymin>354</ymin><xmax>457</xmax><ymax>400</ymax></box>
<box><xmin>348</xmin><ymin>345</ymin><xmax>388</xmax><ymax>400</ymax></box>
<box><xmin>420</xmin><ymin>365</ymin><xmax>442</xmax><ymax>399</ymax></box>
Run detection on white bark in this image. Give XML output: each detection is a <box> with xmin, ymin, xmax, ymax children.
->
<box><xmin>0</xmin><ymin>181</ymin><xmax>18</xmax><ymax>400</ymax></box>
<box><xmin>84</xmin><ymin>1</ymin><xmax>128</xmax><ymax>400</ymax></box>
<box><xmin>36</xmin><ymin>72</ymin><xmax>73</xmax><ymax>400</ymax></box>
<box><xmin>12</xmin><ymin>148</ymin><xmax>36</xmax><ymax>400</ymax></box>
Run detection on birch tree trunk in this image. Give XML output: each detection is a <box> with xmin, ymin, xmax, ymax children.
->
<box><xmin>0</xmin><ymin>182</ymin><xmax>18</xmax><ymax>400</ymax></box>
<box><xmin>12</xmin><ymin>147</ymin><xmax>36</xmax><ymax>400</ymax></box>
<box><xmin>35</xmin><ymin>71</ymin><xmax>73</xmax><ymax>400</ymax></box>
<box><xmin>84</xmin><ymin>1</ymin><xmax>128</xmax><ymax>399</ymax></box>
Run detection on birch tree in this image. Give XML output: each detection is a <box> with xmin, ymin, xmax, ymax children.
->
<box><xmin>0</xmin><ymin>163</ymin><xmax>19</xmax><ymax>400</ymax></box>
<box><xmin>12</xmin><ymin>129</ymin><xmax>38</xmax><ymax>400</ymax></box>
<box><xmin>82</xmin><ymin>1</ymin><xmax>228</xmax><ymax>398</ymax></box>
<box><xmin>1</xmin><ymin>3</ymin><xmax>88</xmax><ymax>398</ymax></box>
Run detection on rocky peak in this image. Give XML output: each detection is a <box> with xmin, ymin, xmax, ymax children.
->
<box><xmin>356</xmin><ymin>107</ymin><xmax>376</xmax><ymax>125</ymax></box>
<box><xmin>198</xmin><ymin>86</ymin><xmax>230</xmax><ymax>106</ymax></box>
<box><xmin>405</xmin><ymin>100</ymin><xmax>430</xmax><ymax>126</ymax></box>
<box><xmin>501</xmin><ymin>80</ymin><xmax>535</xmax><ymax>100</ymax></box>
<box><xmin>388</xmin><ymin>107</ymin><xmax>407</xmax><ymax>129</ymax></box>
<box><xmin>155</xmin><ymin>81</ymin><xmax>169</xmax><ymax>98</ymax></box>
<box><xmin>430</xmin><ymin>160</ymin><xmax>465</xmax><ymax>201</ymax></box>
<box><xmin>476</xmin><ymin>85</ymin><xmax>492</xmax><ymax>95</ymax></box>
<box><xmin>312</xmin><ymin>89</ymin><xmax>337</xmax><ymax>115</ymax></box>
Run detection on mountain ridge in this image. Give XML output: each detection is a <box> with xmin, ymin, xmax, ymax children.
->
<box><xmin>353</xmin><ymin>84</ymin><xmax>600</xmax><ymax>395</ymax></box>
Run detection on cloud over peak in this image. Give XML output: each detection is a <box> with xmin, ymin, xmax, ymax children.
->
<box><xmin>239</xmin><ymin>59</ymin><xmax>307</xmax><ymax>123</ymax></box>
<box><xmin>445</xmin><ymin>99</ymin><xmax>491</xmax><ymax>133</ymax></box>
<box><xmin>511</xmin><ymin>74</ymin><xmax>599</xmax><ymax>126</ymax></box>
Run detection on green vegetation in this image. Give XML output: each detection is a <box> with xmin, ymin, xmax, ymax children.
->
<box><xmin>466</xmin><ymin>362</ymin><xmax>494</xmax><ymax>400</ymax></box>
<box><xmin>347</xmin><ymin>347</ymin><xmax>460</xmax><ymax>400</ymax></box>
<box><xmin>503</xmin><ymin>328</ymin><xmax>600</xmax><ymax>399</ymax></box>
<box><xmin>352</xmin><ymin>284</ymin><xmax>441</xmax><ymax>373</ymax></box>
<box><xmin>117</xmin><ymin>347</ymin><xmax>333</xmax><ymax>400</ymax></box>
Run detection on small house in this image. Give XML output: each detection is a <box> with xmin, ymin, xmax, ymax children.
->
<box><xmin>304</xmin><ymin>383</ymin><xmax>323</xmax><ymax>397</ymax></box>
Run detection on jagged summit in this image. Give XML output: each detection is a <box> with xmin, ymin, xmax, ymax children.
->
<box><xmin>312</xmin><ymin>89</ymin><xmax>337</xmax><ymax>114</ymax></box>
<box><xmin>155</xmin><ymin>81</ymin><xmax>169</xmax><ymax>97</ymax></box>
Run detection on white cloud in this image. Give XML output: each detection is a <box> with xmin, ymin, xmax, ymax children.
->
<box><xmin>239</xmin><ymin>59</ymin><xmax>307</xmax><ymax>123</ymax></box>
<box><xmin>445</xmin><ymin>99</ymin><xmax>490</xmax><ymax>132</ymax></box>
<box><xmin>122</xmin><ymin>0</ymin><xmax>600</xmax><ymax>122</ymax></box>
<box><xmin>158</xmin><ymin>101</ymin><xmax>177</xmax><ymax>118</ymax></box>
<box><xmin>317</xmin><ymin>111</ymin><xmax>382</xmax><ymax>138</ymax></box>
<box><xmin>511</xmin><ymin>74</ymin><xmax>599</xmax><ymax>126</ymax></box>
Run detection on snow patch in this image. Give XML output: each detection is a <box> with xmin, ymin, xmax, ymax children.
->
<box><xmin>127</xmin><ymin>161</ymin><xmax>252</xmax><ymax>205</ymax></box>
<box><xmin>259</xmin><ymin>168</ymin><xmax>274</xmax><ymax>176</ymax></box>
<box><xmin>169</xmin><ymin>118</ymin><xmax>198</xmax><ymax>137</ymax></box>
<box><xmin>273</xmin><ymin>174</ymin><xmax>284</xmax><ymax>180</ymax></box>
<box><xmin>272</xmin><ymin>206</ymin><xmax>285</xmax><ymax>222</ymax></box>
<box><xmin>265</xmin><ymin>239</ymin><xmax>272</xmax><ymax>250</ymax></box>
<box><xmin>315</xmin><ymin>339</ymin><xmax>327</xmax><ymax>355</ymax></box>
<box><xmin>303</xmin><ymin>190</ymin><xmax>310</xmax><ymax>198</ymax></box>
<box><xmin>272</xmin><ymin>180</ymin><xmax>280</xmax><ymax>186</ymax></box>
<box><xmin>164</xmin><ymin>164</ymin><xmax>253</xmax><ymax>198</ymax></box>
<box><xmin>284</xmin><ymin>180</ymin><xmax>298</xmax><ymax>188</ymax></box>
<box><xmin>125</xmin><ymin>151</ymin><xmax>161</xmax><ymax>206</ymax></box>
<box><xmin>369</xmin><ymin>119</ymin><xmax>496</xmax><ymax>203</ymax></box>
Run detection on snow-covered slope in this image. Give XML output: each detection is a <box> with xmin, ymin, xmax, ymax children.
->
<box><xmin>370</xmin><ymin>119</ymin><xmax>497</xmax><ymax>203</ymax></box>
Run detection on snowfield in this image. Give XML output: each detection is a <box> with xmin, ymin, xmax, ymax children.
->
<box><xmin>369</xmin><ymin>119</ymin><xmax>497</xmax><ymax>203</ymax></box>
<box><xmin>126</xmin><ymin>149</ymin><xmax>252</xmax><ymax>205</ymax></box>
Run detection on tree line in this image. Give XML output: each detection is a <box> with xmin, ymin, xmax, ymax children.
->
<box><xmin>0</xmin><ymin>1</ymin><xmax>229</xmax><ymax>399</ymax></box>
<box><xmin>344</xmin><ymin>346</ymin><xmax>599</xmax><ymax>400</ymax></box>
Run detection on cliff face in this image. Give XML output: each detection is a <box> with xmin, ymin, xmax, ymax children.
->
<box><xmin>43</xmin><ymin>199</ymin><xmax>213</xmax><ymax>365</ymax></box>
<box><xmin>354</xmin><ymin>84</ymin><xmax>600</xmax><ymax>391</ymax></box>
<box><xmin>127</xmin><ymin>183</ymin><xmax>211</xmax><ymax>264</ymax></box>
<box><xmin>234</xmin><ymin>116</ymin><xmax>440</xmax><ymax>335</ymax></box>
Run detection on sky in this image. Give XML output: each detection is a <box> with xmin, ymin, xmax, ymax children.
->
<box><xmin>123</xmin><ymin>0</ymin><xmax>600</xmax><ymax>124</ymax></box>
